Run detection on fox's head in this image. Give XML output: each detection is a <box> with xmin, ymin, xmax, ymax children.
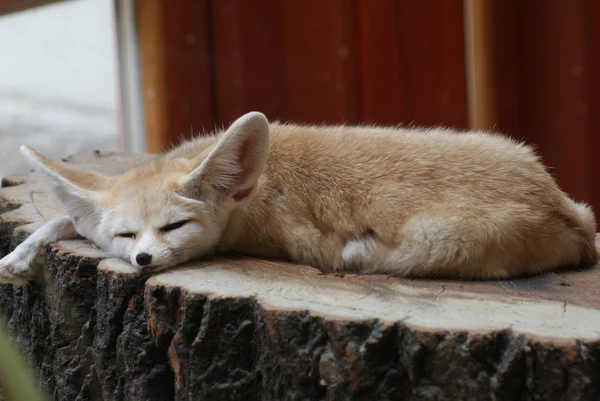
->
<box><xmin>20</xmin><ymin>112</ymin><xmax>270</xmax><ymax>272</ymax></box>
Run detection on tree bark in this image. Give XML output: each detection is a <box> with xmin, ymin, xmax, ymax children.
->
<box><xmin>0</xmin><ymin>150</ymin><xmax>599</xmax><ymax>401</ymax></box>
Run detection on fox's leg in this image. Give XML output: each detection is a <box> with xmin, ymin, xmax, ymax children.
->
<box><xmin>0</xmin><ymin>216</ymin><xmax>76</xmax><ymax>285</ymax></box>
<box><xmin>340</xmin><ymin>214</ymin><xmax>494</xmax><ymax>278</ymax></box>
<box><xmin>380</xmin><ymin>216</ymin><xmax>488</xmax><ymax>278</ymax></box>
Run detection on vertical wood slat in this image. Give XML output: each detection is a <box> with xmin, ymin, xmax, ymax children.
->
<box><xmin>137</xmin><ymin>0</ymin><xmax>213</xmax><ymax>151</ymax></box>
<box><xmin>519</xmin><ymin>1</ymin><xmax>588</xmax><ymax>201</ymax></box>
<box><xmin>490</xmin><ymin>0</ymin><xmax>520</xmax><ymax>136</ymax></box>
<box><xmin>211</xmin><ymin>0</ymin><xmax>360</xmax><ymax>126</ymax></box>
<box><xmin>213</xmin><ymin>0</ymin><xmax>467</xmax><ymax>128</ymax></box>
<box><xmin>161</xmin><ymin>0</ymin><xmax>214</xmax><ymax>145</ymax></box>
<box><xmin>464</xmin><ymin>0</ymin><xmax>497</xmax><ymax>130</ymax></box>
<box><xmin>584</xmin><ymin>0</ymin><xmax>600</xmax><ymax>212</ymax></box>
<box><xmin>136</xmin><ymin>0</ymin><xmax>167</xmax><ymax>153</ymax></box>
<box><xmin>492</xmin><ymin>0</ymin><xmax>594</xmax><ymax>207</ymax></box>
<box><xmin>137</xmin><ymin>0</ymin><xmax>469</xmax><ymax>147</ymax></box>
<box><xmin>355</xmin><ymin>0</ymin><xmax>407</xmax><ymax>125</ymax></box>
<box><xmin>356</xmin><ymin>0</ymin><xmax>468</xmax><ymax>128</ymax></box>
<box><xmin>279</xmin><ymin>0</ymin><xmax>360</xmax><ymax>124</ymax></box>
<box><xmin>395</xmin><ymin>1</ymin><xmax>468</xmax><ymax>129</ymax></box>
<box><xmin>211</xmin><ymin>0</ymin><xmax>285</xmax><ymax>125</ymax></box>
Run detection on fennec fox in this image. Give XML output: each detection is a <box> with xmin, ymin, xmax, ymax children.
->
<box><xmin>0</xmin><ymin>112</ymin><xmax>596</xmax><ymax>285</ymax></box>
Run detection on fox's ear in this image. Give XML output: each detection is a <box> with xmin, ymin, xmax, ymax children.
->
<box><xmin>181</xmin><ymin>111</ymin><xmax>270</xmax><ymax>202</ymax></box>
<box><xmin>20</xmin><ymin>145</ymin><xmax>110</xmax><ymax>222</ymax></box>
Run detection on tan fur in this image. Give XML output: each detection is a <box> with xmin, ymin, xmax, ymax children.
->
<box><xmin>9</xmin><ymin>112</ymin><xmax>598</xmax><ymax>280</ymax></box>
<box><xmin>211</xmin><ymin>122</ymin><xmax>597</xmax><ymax>278</ymax></box>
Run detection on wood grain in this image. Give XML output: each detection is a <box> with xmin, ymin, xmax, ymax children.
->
<box><xmin>464</xmin><ymin>0</ymin><xmax>497</xmax><ymax>129</ymax></box>
<box><xmin>392</xmin><ymin>0</ymin><xmax>468</xmax><ymax>129</ymax></box>
<box><xmin>210</xmin><ymin>0</ymin><xmax>284</xmax><ymax>125</ymax></box>
<box><xmin>136</xmin><ymin>0</ymin><xmax>470</xmax><ymax>148</ymax></box>
<box><xmin>137</xmin><ymin>0</ymin><xmax>169</xmax><ymax>153</ymax></box>
<box><xmin>279</xmin><ymin>0</ymin><xmax>360</xmax><ymax>124</ymax></box>
<box><xmin>356</xmin><ymin>0</ymin><xmax>469</xmax><ymax>128</ymax></box>
<box><xmin>137</xmin><ymin>0</ymin><xmax>214</xmax><ymax>150</ymax></box>
<box><xmin>492</xmin><ymin>0</ymin><xmax>599</xmax><ymax>213</ymax></box>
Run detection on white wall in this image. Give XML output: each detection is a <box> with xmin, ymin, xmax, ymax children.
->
<box><xmin>0</xmin><ymin>0</ymin><xmax>120</xmax><ymax>176</ymax></box>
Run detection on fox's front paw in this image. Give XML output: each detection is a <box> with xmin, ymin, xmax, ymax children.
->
<box><xmin>0</xmin><ymin>248</ymin><xmax>38</xmax><ymax>286</ymax></box>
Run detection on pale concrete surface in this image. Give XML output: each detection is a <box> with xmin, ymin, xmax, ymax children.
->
<box><xmin>0</xmin><ymin>0</ymin><xmax>120</xmax><ymax>178</ymax></box>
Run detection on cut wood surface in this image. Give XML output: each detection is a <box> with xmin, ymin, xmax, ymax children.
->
<box><xmin>0</xmin><ymin>150</ymin><xmax>599</xmax><ymax>401</ymax></box>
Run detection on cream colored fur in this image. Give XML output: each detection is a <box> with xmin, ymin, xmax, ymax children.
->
<box><xmin>0</xmin><ymin>112</ymin><xmax>596</xmax><ymax>284</ymax></box>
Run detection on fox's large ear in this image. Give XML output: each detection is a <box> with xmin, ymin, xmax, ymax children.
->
<box><xmin>20</xmin><ymin>145</ymin><xmax>110</xmax><ymax>222</ymax></box>
<box><xmin>181</xmin><ymin>111</ymin><xmax>270</xmax><ymax>202</ymax></box>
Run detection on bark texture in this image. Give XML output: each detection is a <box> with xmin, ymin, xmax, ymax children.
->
<box><xmin>0</xmin><ymin>151</ymin><xmax>599</xmax><ymax>401</ymax></box>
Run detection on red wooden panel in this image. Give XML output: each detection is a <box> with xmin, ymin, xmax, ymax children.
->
<box><xmin>583</xmin><ymin>0</ymin><xmax>600</xmax><ymax>209</ymax></box>
<box><xmin>358</xmin><ymin>0</ymin><xmax>468</xmax><ymax>128</ymax></box>
<box><xmin>493</xmin><ymin>0</ymin><xmax>593</xmax><ymax>204</ymax></box>
<box><xmin>491</xmin><ymin>0</ymin><xmax>520</xmax><ymax>136</ymax></box>
<box><xmin>519</xmin><ymin>1</ymin><xmax>588</xmax><ymax>200</ymax></box>
<box><xmin>211</xmin><ymin>0</ymin><xmax>285</xmax><ymax>125</ymax></box>
<box><xmin>211</xmin><ymin>0</ymin><xmax>360</xmax><ymax>125</ymax></box>
<box><xmin>157</xmin><ymin>0</ymin><xmax>469</xmax><ymax>134</ymax></box>
<box><xmin>357</xmin><ymin>0</ymin><xmax>468</xmax><ymax>128</ymax></box>
<box><xmin>394</xmin><ymin>0</ymin><xmax>468</xmax><ymax>129</ymax></box>
<box><xmin>279</xmin><ymin>0</ymin><xmax>360</xmax><ymax>124</ymax></box>
<box><xmin>161</xmin><ymin>0</ymin><xmax>214</xmax><ymax>143</ymax></box>
<box><xmin>356</xmin><ymin>0</ymin><xmax>407</xmax><ymax>124</ymax></box>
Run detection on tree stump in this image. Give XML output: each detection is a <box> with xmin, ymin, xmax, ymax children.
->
<box><xmin>0</xmin><ymin>150</ymin><xmax>599</xmax><ymax>401</ymax></box>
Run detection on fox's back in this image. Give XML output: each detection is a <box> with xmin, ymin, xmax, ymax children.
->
<box><xmin>176</xmin><ymin>122</ymin><xmax>553</xmax><ymax>200</ymax></box>
<box><xmin>261</xmin><ymin>123</ymin><xmax>561</xmax><ymax>215</ymax></box>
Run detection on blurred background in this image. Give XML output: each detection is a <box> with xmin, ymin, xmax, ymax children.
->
<box><xmin>0</xmin><ymin>0</ymin><xmax>598</xmax><ymax>215</ymax></box>
<box><xmin>0</xmin><ymin>0</ymin><xmax>118</xmax><ymax>176</ymax></box>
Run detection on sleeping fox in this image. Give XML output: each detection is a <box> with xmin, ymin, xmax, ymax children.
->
<box><xmin>0</xmin><ymin>111</ymin><xmax>596</xmax><ymax>285</ymax></box>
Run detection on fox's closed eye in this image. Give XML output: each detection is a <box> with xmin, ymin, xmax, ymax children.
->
<box><xmin>160</xmin><ymin>220</ymin><xmax>190</xmax><ymax>233</ymax></box>
<box><xmin>116</xmin><ymin>232</ymin><xmax>136</xmax><ymax>239</ymax></box>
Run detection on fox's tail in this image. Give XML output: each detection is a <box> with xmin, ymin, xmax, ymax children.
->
<box><xmin>571</xmin><ymin>201</ymin><xmax>598</xmax><ymax>265</ymax></box>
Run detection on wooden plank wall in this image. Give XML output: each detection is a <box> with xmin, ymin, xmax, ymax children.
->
<box><xmin>492</xmin><ymin>0</ymin><xmax>599</xmax><ymax>207</ymax></box>
<box><xmin>137</xmin><ymin>0</ymin><xmax>600</xmax><ymax>214</ymax></box>
<box><xmin>358</xmin><ymin>0</ymin><xmax>467</xmax><ymax>127</ymax></box>
<box><xmin>137</xmin><ymin>0</ymin><xmax>214</xmax><ymax>152</ymax></box>
<box><xmin>138</xmin><ymin>0</ymin><xmax>468</xmax><ymax>151</ymax></box>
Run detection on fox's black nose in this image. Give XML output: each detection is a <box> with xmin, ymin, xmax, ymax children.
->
<box><xmin>136</xmin><ymin>252</ymin><xmax>152</xmax><ymax>266</ymax></box>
